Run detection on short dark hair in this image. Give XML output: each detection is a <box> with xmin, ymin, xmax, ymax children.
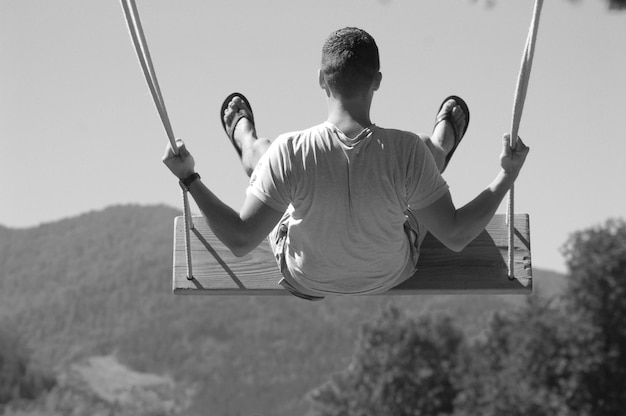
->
<box><xmin>321</xmin><ymin>27</ymin><xmax>380</xmax><ymax>99</ymax></box>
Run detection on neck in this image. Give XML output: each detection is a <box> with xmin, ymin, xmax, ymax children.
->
<box><xmin>326</xmin><ymin>95</ymin><xmax>373</xmax><ymax>139</ymax></box>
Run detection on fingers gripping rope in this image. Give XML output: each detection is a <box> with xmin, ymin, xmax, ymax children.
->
<box><xmin>121</xmin><ymin>0</ymin><xmax>195</xmax><ymax>280</ymax></box>
<box><xmin>507</xmin><ymin>0</ymin><xmax>543</xmax><ymax>279</ymax></box>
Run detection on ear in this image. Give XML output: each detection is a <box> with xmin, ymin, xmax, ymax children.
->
<box><xmin>372</xmin><ymin>72</ymin><xmax>382</xmax><ymax>91</ymax></box>
<box><xmin>318</xmin><ymin>69</ymin><xmax>331</xmax><ymax>97</ymax></box>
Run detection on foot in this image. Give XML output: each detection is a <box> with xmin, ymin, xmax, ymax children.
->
<box><xmin>220</xmin><ymin>93</ymin><xmax>271</xmax><ymax>177</ymax></box>
<box><xmin>433</xmin><ymin>100</ymin><xmax>465</xmax><ymax>153</ymax></box>
<box><xmin>432</xmin><ymin>96</ymin><xmax>470</xmax><ymax>172</ymax></box>
<box><xmin>222</xmin><ymin>95</ymin><xmax>256</xmax><ymax>154</ymax></box>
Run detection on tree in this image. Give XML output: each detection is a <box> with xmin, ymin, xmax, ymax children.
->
<box><xmin>457</xmin><ymin>219</ymin><xmax>626</xmax><ymax>416</ymax></box>
<box><xmin>560</xmin><ymin>218</ymin><xmax>626</xmax><ymax>415</ymax></box>
<box><xmin>470</xmin><ymin>0</ymin><xmax>626</xmax><ymax>11</ymax></box>
<box><xmin>309</xmin><ymin>219</ymin><xmax>626</xmax><ymax>416</ymax></box>
<box><xmin>454</xmin><ymin>296</ymin><xmax>583</xmax><ymax>416</ymax></box>
<box><xmin>0</xmin><ymin>324</ymin><xmax>55</xmax><ymax>406</ymax></box>
<box><xmin>606</xmin><ymin>0</ymin><xmax>626</xmax><ymax>9</ymax></box>
<box><xmin>309</xmin><ymin>305</ymin><xmax>465</xmax><ymax>416</ymax></box>
<box><xmin>566</xmin><ymin>0</ymin><xmax>625</xmax><ymax>9</ymax></box>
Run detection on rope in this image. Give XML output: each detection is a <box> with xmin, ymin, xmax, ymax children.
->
<box><xmin>507</xmin><ymin>0</ymin><xmax>543</xmax><ymax>279</ymax></box>
<box><xmin>120</xmin><ymin>0</ymin><xmax>176</xmax><ymax>152</ymax></box>
<box><xmin>180</xmin><ymin>182</ymin><xmax>195</xmax><ymax>281</ymax></box>
<box><xmin>121</xmin><ymin>0</ymin><xmax>195</xmax><ymax>280</ymax></box>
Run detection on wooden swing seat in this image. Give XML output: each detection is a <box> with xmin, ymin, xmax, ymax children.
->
<box><xmin>172</xmin><ymin>213</ymin><xmax>532</xmax><ymax>295</ymax></box>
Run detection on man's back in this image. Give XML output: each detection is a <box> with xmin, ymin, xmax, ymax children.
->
<box><xmin>248</xmin><ymin>122</ymin><xmax>449</xmax><ymax>295</ymax></box>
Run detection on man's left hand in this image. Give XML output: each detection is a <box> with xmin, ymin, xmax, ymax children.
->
<box><xmin>162</xmin><ymin>138</ymin><xmax>196</xmax><ymax>179</ymax></box>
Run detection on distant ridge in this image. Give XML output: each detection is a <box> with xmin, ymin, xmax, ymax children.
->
<box><xmin>0</xmin><ymin>204</ymin><xmax>568</xmax><ymax>416</ymax></box>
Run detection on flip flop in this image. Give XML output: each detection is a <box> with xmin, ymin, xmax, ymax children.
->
<box><xmin>220</xmin><ymin>92</ymin><xmax>255</xmax><ymax>158</ymax></box>
<box><xmin>434</xmin><ymin>95</ymin><xmax>470</xmax><ymax>172</ymax></box>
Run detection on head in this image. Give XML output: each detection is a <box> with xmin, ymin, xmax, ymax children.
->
<box><xmin>319</xmin><ymin>27</ymin><xmax>381</xmax><ymax>100</ymax></box>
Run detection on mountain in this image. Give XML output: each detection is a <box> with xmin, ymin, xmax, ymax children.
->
<box><xmin>0</xmin><ymin>204</ymin><xmax>567</xmax><ymax>415</ymax></box>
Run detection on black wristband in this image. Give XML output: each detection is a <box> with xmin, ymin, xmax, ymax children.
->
<box><xmin>179</xmin><ymin>172</ymin><xmax>200</xmax><ymax>191</ymax></box>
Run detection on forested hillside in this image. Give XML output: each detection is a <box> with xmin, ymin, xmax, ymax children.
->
<box><xmin>0</xmin><ymin>205</ymin><xmax>565</xmax><ymax>415</ymax></box>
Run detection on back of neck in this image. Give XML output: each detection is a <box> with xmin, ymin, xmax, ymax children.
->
<box><xmin>326</xmin><ymin>99</ymin><xmax>373</xmax><ymax>139</ymax></box>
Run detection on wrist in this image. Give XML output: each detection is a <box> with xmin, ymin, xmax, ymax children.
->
<box><xmin>496</xmin><ymin>169</ymin><xmax>517</xmax><ymax>190</ymax></box>
<box><xmin>179</xmin><ymin>172</ymin><xmax>200</xmax><ymax>191</ymax></box>
<box><xmin>499</xmin><ymin>168</ymin><xmax>518</xmax><ymax>181</ymax></box>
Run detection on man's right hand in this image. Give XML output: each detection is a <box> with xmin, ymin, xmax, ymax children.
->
<box><xmin>162</xmin><ymin>138</ymin><xmax>196</xmax><ymax>180</ymax></box>
<box><xmin>500</xmin><ymin>134</ymin><xmax>530</xmax><ymax>180</ymax></box>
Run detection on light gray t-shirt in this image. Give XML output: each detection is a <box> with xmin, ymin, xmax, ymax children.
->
<box><xmin>247</xmin><ymin>122</ymin><xmax>449</xmax><ymax>295</ymax></box>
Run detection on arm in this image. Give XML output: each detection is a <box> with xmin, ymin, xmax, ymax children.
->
<box><xmin>162</xmin><ymin>139</ymin><xmax>284</xmax><ymax>257</ymax></box>
<box><xmin>188</xmin><ymin>180</ymin><xmax>284</xmax><ymax>257</ymax></box>
<box><xmin>415</xmin><ymin>134</ymin><xmax>529</xmax><ymax>252</ymax></box>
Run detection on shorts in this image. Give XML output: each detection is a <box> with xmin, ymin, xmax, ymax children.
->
<box><xmin>268</xmin><ymin>211</ymin><xmax>325</xmax><ymax>301</ymax></box>
<box><xmin>268</xmin><ymin>209</ymin><xmax>425</xmax><ymax>301</ymax></box>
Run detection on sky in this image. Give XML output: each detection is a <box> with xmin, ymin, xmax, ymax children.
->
<box><xmin>1</xmin><ymin>0</ymin><xmax>625</xmax><ymax>274</ymax></box>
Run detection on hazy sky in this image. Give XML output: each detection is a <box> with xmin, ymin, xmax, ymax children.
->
<box><xmin>2</xmin><ymin>0</ymin><xmax>625</xmax><ymax>273</ymax></box>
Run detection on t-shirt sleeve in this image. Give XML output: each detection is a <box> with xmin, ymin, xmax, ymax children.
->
<box><xmin>246</xmin><ymin>136</ymin><xmax>293</xmax><ymax>212</ymax></box>
<box><xmin>406</xmin><ymin>138</ymin><xmax>450</xmax><ymax>210</ymax></box>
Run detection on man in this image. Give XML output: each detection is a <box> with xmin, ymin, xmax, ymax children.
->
<box><xmin>163</xmin><ymin>27</ymin><xmax>529</xmax><ymax>300</ymax></box>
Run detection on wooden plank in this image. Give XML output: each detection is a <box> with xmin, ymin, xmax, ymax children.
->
<box><xmin>173</xmin><ymin>214</ymin><xmax>531</xmax><ymax>295</ymax></box>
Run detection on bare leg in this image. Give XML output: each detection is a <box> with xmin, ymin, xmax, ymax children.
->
<box><xmin>420</xmin><ymin>99</ymin><xmax>466</xmax><ymax>173</ymax></box>
<box><xmin>223</xmin><ymin>96</ymin><xmax>272</xmax><ymax>177</ymax></box>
